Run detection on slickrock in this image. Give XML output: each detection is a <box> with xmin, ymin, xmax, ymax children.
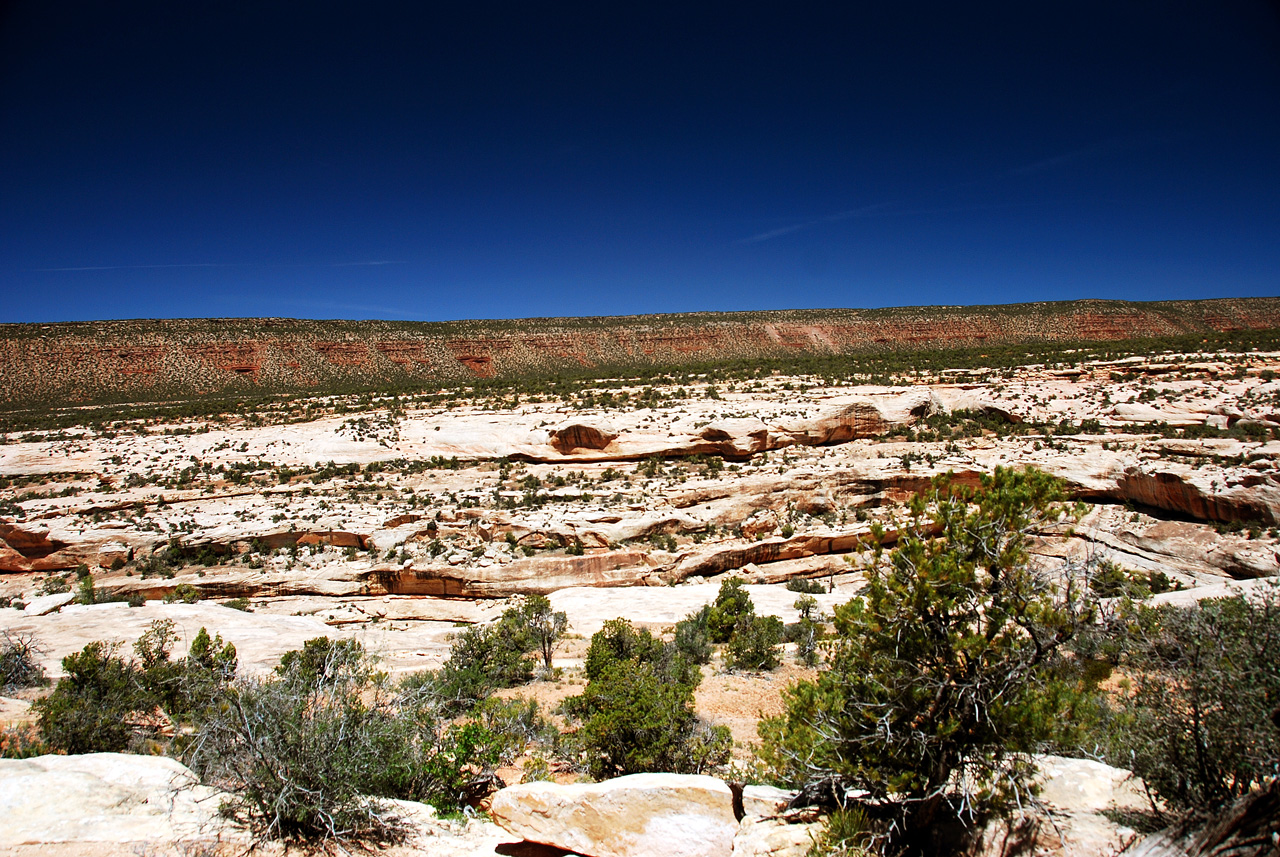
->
<box><xmin>374</xmin><ymin>549</ymin><xmax>661</xmax><ymax>597</ymax></box>
<box><xmin>0</xmin><ymin>752</ymin><xmax>246</xmax><ymax>848</ymax></box>
<box><xmin>548</xmin><ymin>580</ymin><xmax>859</xmax><ymax>635</ymax></box>
<box><xmin>490</xmin><ymin>773</ymin><xmax>740</xmax><ymax>857</ymax></box>
<box><xmin>21</xmin><ymin>592</ymin><xmax>75</xmax><ymax>616</ymax></box>
<box><xmin>3</xmin><ymin>601</ymin><xmax>338</xmax><ymax>676</ymax></box>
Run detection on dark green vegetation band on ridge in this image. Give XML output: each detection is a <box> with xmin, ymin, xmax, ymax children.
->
<box><xmin>1</xmin><ymin>297</ymin><xmax>1277</xmax><ymax>432</ymax></box>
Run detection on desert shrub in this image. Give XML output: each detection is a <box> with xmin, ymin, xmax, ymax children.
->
<box><xmin>788</xmin><ymin>595</ymin><xmax>823</xmax><ymax>667</ymax></box>
<box><xmin>39</xmin><ymin>575</ymin><xmax>70</xmax><ymax>595</ymax></box>
<box><xmin>785</xmin><ymin>577</ymin><xmax>825</xmax><ymax>594</ymax></box>
<box><xmin>511</xmin><ymin>594</ymin><xmax>568</xmax><ymax>672</ymax></box>
<box><xmin>434</xmin><ymin>622</ymin><xmax>533</xmax><ymax>713</ymax></box>
<box><xmin>431</xmin><ymin>596</ymin><xmax>567</xmax><ymax>713</ymax></box>
<box><xmin>1101</xmin><ymin>585</ymin><xmax>1280</xmax><ymax>814</ymax></box>
<box><xmin>33</xmin><ymin>621</ymin><xmax>237</xmax><ymax>755</ymax></box>
<box><xmin>277</xmin><ymin>637</ymin><xmax>369</xmax><ymax>687</ymax></box>
<box><xmin>566</xmin><ymin>618</ymin><xmax>729</xmax><ymax>779</ymax></box>
<box><xmin>163</xmin><ymin>583</ymin><xmax>202</xmax><ymax>604</ymax></box>
<box><xmin>812</xmin><ymin>805</ymin><xmax>876</xmax><ymax>856</ymax></box>
<box><xmin>758</xmin><ymin>468</ymin><xmax>1099</xmax><ymax>851</ymax></box>
<box><xmin>0</xmin><ymin>630</ymin><xmax>48</xmax><ymax>692</ymax></box>
<box><xmin>725</xmin><ymin>614</ymin><xmax>783</xmax><ymax>671</ymax></box>
<box><xmin>0</xmin><ymin>723</ymin><xmax>49</xmax><ymax>759</ymax></box>
<box><xmin>706</xmin><ymin>577</ymin><xmax>755</xmax><ymax>643</ymax></box>
<box><xmin>471</xmin><ymin>695</ymin><xmax>557</xmax><ymax>764</ymax></box>
<box><xmin>188</xmin><ymin>638</ymin><xmax>540</xmax><ymax>842</ymax></box>
<box><xmin>673</xmin><ymin>604</ymin><xmax>714</xmax><ymax>665</ymax></box>
<box><xmin>188</xmin><ymin>666</ymin><xmax>415</xmax><ymax>841</ymax></box>
<box><xmin>34</xmin><ymin>641</ymin><xmax>144</xmax><ymax>753</ymax></box>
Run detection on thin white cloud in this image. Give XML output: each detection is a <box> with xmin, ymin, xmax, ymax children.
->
<box><xmin>1007</xmin><ymin>135</ymin><xmax>1162</xmax><ymax>177</ymax></box>
<box><xmin>739</xmin><ymin>202</ymin><xmax>897</xmax><ymax>244</ymax></box>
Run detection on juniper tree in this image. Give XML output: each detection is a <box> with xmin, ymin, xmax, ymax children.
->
<box><xmin>758</xmin><ymin>467</ymin><xmax>1099</xmax><ymax>852</ymax></box>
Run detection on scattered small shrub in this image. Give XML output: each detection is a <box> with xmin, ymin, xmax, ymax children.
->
<box><xmin>706</xmin><ymin>577</ymin><xmax>754</xmax><ymax>644</ymax></box>
<box><xmin>163</xmin><ymin>583</ymin><xmax>202</xmax><ymax>604</ymax></box>
<box><xmin>725</xmin><ymin>614</ymin><xmax>783</xmax><ymax>671</ymax></box>
<box><xmin>0</xmin><ymin>631</ymin><xmax>48</xmax><ymax>692</ymax></box>
<box><xmin>785</xmin><ymin>577</ymin><xmax>825</xmax><ymax>594</ymax></box>
<box><xmin>565</xmin><ymin>618</ymin><xmax>730</xmax><ymax>779</ymax></box>
<box><xmin>673</xmin><ymin>604</ymin><xmax>713</xmax><ymax>665</ymax></box>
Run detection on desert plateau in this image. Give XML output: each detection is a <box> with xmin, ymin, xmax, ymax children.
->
<box><xmin>0</xmin><ymin>305</ymin><xmax>1278</xmax><ymax>856</ymax></box>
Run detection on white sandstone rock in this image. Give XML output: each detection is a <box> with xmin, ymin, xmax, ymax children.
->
<box><xmin>490</xmin><ymin>773</ymin><xmax>739</xmax><ymax>857</ymax></box>
<box><xmin>0</xmin><ymin>752</ymin><xmax>245</xmax><ymax>847</ymax></box>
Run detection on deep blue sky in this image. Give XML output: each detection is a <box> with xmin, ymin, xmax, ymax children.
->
<box><xmin>2</xmin><ymin>2</ymin><xmax>1278</xmax><ymax>323</ymax></box>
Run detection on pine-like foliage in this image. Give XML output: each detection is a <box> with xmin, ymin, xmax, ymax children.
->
<box><xmin>758</xmin><ymin>467</ymin><xmax>1098</xmax><ymax>850</ymax></box>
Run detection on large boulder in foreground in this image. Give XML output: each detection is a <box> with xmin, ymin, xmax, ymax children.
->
<box><xmin>489</xmin><ymin>773</ymin><xmax>739</xmax><ymax>857</ymax></box>
<box><xmin>0</xmin><ymin>752</ymin><xmax>244</xmax><ymax>848</ymax></box>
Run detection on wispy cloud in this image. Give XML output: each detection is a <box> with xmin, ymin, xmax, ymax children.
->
<box><xmin>738</xmin><ymin>202</ymin><xmax>897</xmax><ymax>244</ymax></box>
<box><xmin>35</xmin><ymin>260</ymin><xmax>407</xmax><ymax>272</ymax></box>
<box><xmin>1007</xmin><ymin>135</ymin><xmax>1163</xmax><ymax>177</ymax></box>
<box><xmin>739</xmin><ymin>133</ymin><xmax>1166</xmax><ymax>245</ymax></box>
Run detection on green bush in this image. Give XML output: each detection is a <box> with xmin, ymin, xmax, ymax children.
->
<box><xmin>1101</xmin><ymin>585</ymin><xmax>1280</xmax><ymax>814</ymax></box>
<box><xmin>277</xmin><ymin>637</ymin><xmax>370</xmax><ymax>687</ymax></box>
<box><xmin>39</xmin><ymin>575</ymin><xmax>70</xmax><ymax>595</ymax></box>
<box><xmin>163</xmin><ymin>583</ymin><xmax>202</xmax><ymax>604</ymax></box>
<box><xmin>725</xmin><ymin>615</ymin><xmax>783</xmax><ymax>671</ymax></box>
<box><xmin>33</xmin><ymin>621</ymin><xmax>237</xmax><ymax>755</ymax></box>
<box><xmin>673</xmin><ymin>604</ymin><xmax>713</xmax><ymax>665</ymax></box>
<box><xmin>758</xmin><ymin>468</ymin><xmax>1099</xmax><ymax>850</ymax></box>
<box><xmin>34</xmin><ymin>641</ymin><xmax>144</xmax><ymax>753</ymax></box>
<box><xmin>566</xmin><ymin>618</ymin><xmax>729</xmax><ymax>779</ymax></box>
<box><xmin>785</xmin><ymin>577</ymin><xmax>825</xmax><ymax>594</ymax></box>
<box><xmin>706</xmin><ymin>577</ymin><xmax>755</xmax><ymax>643</ymax></box>
<box><xmin>430</xmin><ymin>596</ymin><xmax>567</xmax><ymax>713</ymax></box>
<box><xmin>788</xmin><ymin>595</ymin><xmax>823</xmax><ymax>667</ymax></box>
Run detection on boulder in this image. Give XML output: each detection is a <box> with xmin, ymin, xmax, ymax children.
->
<box><xmin>732</xmin><ymin>815</ymin><xmax>821</xmax><ymax>857</ymax></box>
<box><xmin>96</xmin><ymin>541</ymin><xmax>131</xmax><ymax>568</ymax></box>
<box><xmin>489</xmin><ymin>773</ymin><xmax>739</xmax><ymax>857</ymax></box>
<box><xmin>0</xmin><ymin>752</ymin><xmax>245</xmax><ymax>847</ymax></box>
<box><xmin>740</xmin><ymin>785</ymin><xmax>797</xmax><ymax>818</ymax></box>
<box><xmin>697</xmin><ymin>419</ymin><xmax>772</xmax><ymax>457</ymax></box>
<box><xmin>22</xmin><ymin>592</ymin><xmax>75</xmax><ymax>616</ymax></box>
<box><xmin>974</xmin><ymin>755</ymin><xmax>1150</xmax><ymax>857</ymax></box>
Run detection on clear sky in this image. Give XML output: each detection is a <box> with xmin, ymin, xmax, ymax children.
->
<box><xmin>1</xmin><ymin>2</ymin><xmax>1278</xmax><ymax>323</ymax></box>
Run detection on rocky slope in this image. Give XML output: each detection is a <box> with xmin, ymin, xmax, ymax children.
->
<box><xmin>2</xmin><ymin>297</ymin><xmax>1277</xmax><ymax>408</ymax></box>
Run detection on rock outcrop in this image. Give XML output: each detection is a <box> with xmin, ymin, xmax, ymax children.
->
<box><xmin>549</xmin><ymin>420</ymin><xmax>620</xmax><ymax>452</ymax></box>
<box><xmin>0</xmin><ymin>752</ymin><xmax>244</xmax><ymax>848</ymax></box>
<box><xmin>974</xmin><ymin>756</ymin><xmax>1153</xmax><ymax>857</ymax></box>
<box><xmin>490</xmin><ymin>773</ymin><xmax>740</xmax><ymax>857</ymax></box>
